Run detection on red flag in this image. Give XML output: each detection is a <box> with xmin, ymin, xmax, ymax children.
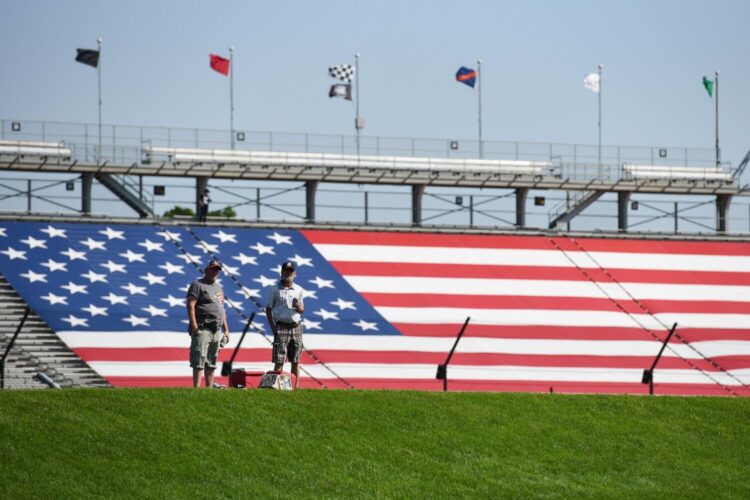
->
<box><xmin>209</xmin><ymin>54</ymin><xmax>230</xmax><ymax>76</ymax></box>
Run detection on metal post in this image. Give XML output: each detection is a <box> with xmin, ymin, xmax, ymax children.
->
<box><xmin>435</xmin><ymin>317</ymin><xmax>471</xmax><ymax>392</ymax></box>
<box><xmin>230</xmin><ymin>46</ymin><xmax>235</xmax><ymax>150</ymax></box>
<box><xmin>641</xmin><ymin>323</ymin><xmax>678</xmax><ymax>395</ymax></box>
<box><xmin>617</xmin><ymin>191</ymin><xmax>630</xmax><ymax>232</ymax></box>
<box><xmin>305</xmin><ymin>180</ymin><xmax>318</xmax><ymax>222</ymax></box>
<box><xmin>81</xmin><ymin>173</ymin><xmax>93</xmax><ymax>214</ymax></box>
<box><xmin>469</xmin><ymin>195</ymin><xmax>474</xmax><ymax>227</ymax></box>
<box><xmin>715</xmin><ymin>70</ymin><xmax>720</xmax><ymax>166</ymax></box>
<box><xmin>27</xmin><ymin>180</ymin><xmax>32</xmax><ymax>212</ymax></box>
<box><xmin>597</xmin><ymin>64</ymin><xmax>602</xmax><ymax>178</ymax></box>
<box><xmin>477</xmin><ymin>58</ymin><xmax>483</xmax><ymax>159</ymax></box>
<box><xmin>1</xmin><ymin>308</ymin><xmax>31</xmax><ymax>389</ymax></box>
<box><xmin>364</xmin><ymin>191</ymin><xmax>369</xmax><ymax>225</ymax></box>
<box><xmin>716</xmin><ymin>194</ymin><xmax>732</xmax><ymax>233</ymax></box>
<box><xmin>256</xmin><ymin>187</ymin><xmax>261</xmax><ymax>220</ymax></box>
<box><xmin>355</xmin><ymin>53</ymin><xmax>361</xmax><ymax>156</ymax></box>
<box><xmin>412</xmin><ymin>184</ymin><xmax>425</xmax><ymax>226</ymax></box>
<box><xmin>674</xmin><ymin>202</ymin><xmax>678</xmax><ymax>233</ymax></box>
<box><xmin>97</xmin><ymin>37</ymin><xmax>103</xmax><ymax>163</ymax></box>
<box><xmin>515</xmin><ymin>188</ymin><xmax>529</xmax><ymax>227</ymax></box>
<box><xmin>139</xmin><ymin>175</ymin><xmax>143</xmax><ymax>201</ymax></box>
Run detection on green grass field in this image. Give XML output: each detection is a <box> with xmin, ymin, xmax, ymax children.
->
<box><xmin>1</xmin><ymin>389</ymin><xmax>748</xmax><ymax>499</ymax></box>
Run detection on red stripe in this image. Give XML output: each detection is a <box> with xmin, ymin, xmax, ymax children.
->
<box><xmin>565</xmin><ymin>236</ymin><xmax>750</xmax><ymax>256</ymax></box>
<box><xmin>73</xmin><ymin>348</ymin><xmax>750</xmax><ymax>372</ymax></box>
<box><xmin>303</xmin><ymin>230</ymin><xmax>556</xmax><ymax>250</ymax></box>
<box><xmin>363</xmin><ymin>292</ymin><xmax>750</xmax><ymax>314</ymax></box>
<box><xmin>392</xmin><ymin>323</ymin><xmax>750</xmax><ymax>342</ymax></box>
<box><xmin>676</xmin><ymin>328</ymin><xmax>750</xmax><ymax>342</ymax></box>
<box><xmin>306</xmin><ymin>351</ymin><xmax>749</xmax><ymax>372</ymax></box>
<box><xmin>329</xmin><ymin>261</ymin><xmax>750</xmax><ymax>286</ymax></box>
<box><xmin>104</xmin><ymin>376</ymin><xmax>747</xmax><ymax>396</ymax></box>
<box><xmin>303</xmin><ymin>229</ymin><xmax>750</xmax><ymax>256</ymax></box>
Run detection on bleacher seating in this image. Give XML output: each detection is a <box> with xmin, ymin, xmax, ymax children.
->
<box><xmin>142</xmin><ymin>146</ymin><xmax>555</xmax><ymax>176</ymax></box>
<box><xmin>622</xmin><ymin>163</ymin><xmax>732</xmax><ymax>182</ymax></box>
<box><xmin>0</xmin><ymin>274</ymin><xmax>109</xmax><ymax>389</ymax></box>
<box><xmin>0</xmin><ymin>140</ymin><xmax>72</xmax><ymax>161</ymax></box>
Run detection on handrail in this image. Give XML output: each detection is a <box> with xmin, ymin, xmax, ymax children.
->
<box><xmin>1</xmin><ymin>307</ymin><xmax>30</xmax><ymax>389</ymax></box>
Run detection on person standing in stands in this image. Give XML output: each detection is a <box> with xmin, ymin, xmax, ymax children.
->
<box><xmin>265</xmin><ymin>260</ymin><xmax>305</xmax><ymax>388</ymax></box>
<box><xmin>186</xmin><ymin>258</ymin><xmax>229</xmax><ymax>387</ymax></box>
<box><xmin>198</xmin><ymin>188</ymin><xmax>211</xmax><ymax>222</ymax></box>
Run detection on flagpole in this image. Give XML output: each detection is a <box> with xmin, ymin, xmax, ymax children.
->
<box><xmin>97</xmin><ymin>37</ymin><xmax>102</xmax><ymax>162</ymax></box>
<box><xmin>477</xmin><ymin>59</ymin><xmax>483</xmax><ymax>159</ymax></box>
<box><xmin>355</xmin><ymin>52</ymin><xmax>360</xmax><ymax>156</ymax></box>
<box><xmin>715</xmin><ymin>70</ymin><xmax>720</xmax><ymax>166</ymax></box>
<box><xmin>230</xmin><ymin>46</ymin><xmax>235</xmax><ymax>150</ymax></box>
<box><xmin>597</xmin><ymin>63</ymin><xmax>602</xmax><ymax>177</ymax></box>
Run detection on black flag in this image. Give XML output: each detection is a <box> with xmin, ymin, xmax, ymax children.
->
<box><xmin>75</xmin><ymin>49</ymin><xmax>100</xmax><ymax>68</ymax></box>
<box><xmin>329</xmin><ymin>83</ymin><xmax>352</xmax><ymax>101</ymax></box>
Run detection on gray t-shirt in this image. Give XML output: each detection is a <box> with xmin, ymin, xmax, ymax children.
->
<box><xmin>187</xmin><ymin>278</ymin><xmax>225</xmax><ymax>328</ymax></box>
<box><xmin>266</xmin><ymin>282</ymin><xmax>305</xmax><ymax>324</ymax></box>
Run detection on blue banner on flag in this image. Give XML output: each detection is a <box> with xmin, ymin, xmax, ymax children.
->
<box><xmin>455</xmin><ymin>66</ymin><xmax>477</xmax><ymax>88</ymax></box>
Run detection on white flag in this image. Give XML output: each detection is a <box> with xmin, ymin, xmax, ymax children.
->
<box><xmin>583</xmin><ymin>72</ymin><xmax>600</xmax><ymax>93</ymax></box>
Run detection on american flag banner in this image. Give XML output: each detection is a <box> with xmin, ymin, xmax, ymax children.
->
<box><xmin>0</xmin><ymin>221</ymin><xmax>749</xmax><ymax>395</ymax></box>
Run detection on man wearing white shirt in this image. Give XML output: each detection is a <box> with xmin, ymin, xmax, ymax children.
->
<box><xmin>265</xmin><ymin>260</ymin><xmax>305</xmax><ymax>388</ymax></box>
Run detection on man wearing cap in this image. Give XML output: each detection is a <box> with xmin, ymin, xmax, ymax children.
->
<box><xmin>186</xmin><ymin>258</ymin><xmax>230</xmax><ymax>387</ymax></box>
<box><xmin>265</xmin><ymin>260</ymin><xmax>305</xmax><ymax>388</ymax></box>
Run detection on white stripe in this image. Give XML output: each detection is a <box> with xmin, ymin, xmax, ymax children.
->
<box><xmin>58</xmin><ymin>331</ymin><xmax>750</xmax><ymax>359</ymax></box>
<box><xmin>314</xmin><ymin>244</ymin><xmax>750</xmax><ymax>273</ymax></box>
<box><xmin>343</xmin><ymin>275</ymin><xmax>750</xmax><ymax>302</ymax></box>
<box><xmin>87</xmin><ymin>361</ymin><xmax>750</xmax><ymax>386</ymax></box>
<box><xmin>375</xmin><ymin>306</ymin><xmax>750</xmax><ymax>330</ymax></box>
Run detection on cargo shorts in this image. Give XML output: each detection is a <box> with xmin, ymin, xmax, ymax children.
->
<box><xmin>272</xmin><ymin>323</ymin><xmax>304</xmax><ymax>364</ymax></box>
<box><xmin>190</xmin><ymin>328</ymin><xmax>223</xmax><ymax>369</ymax></box>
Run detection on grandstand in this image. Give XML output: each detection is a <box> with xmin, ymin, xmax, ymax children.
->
<box><xmin>0</xmin><ymin>217</ymin><xmax>748</xmax><ymax>396</ymax></box>
<box><xmin>1</xmin><ymin>118</ymin><xmax>749</xmax><ymax>395</ymax></box>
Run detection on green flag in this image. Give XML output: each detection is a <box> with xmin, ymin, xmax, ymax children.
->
<box><xmin>702</xmin><ymin>76</ymin><xmax>714</xmax><ymax>97</ymax></box>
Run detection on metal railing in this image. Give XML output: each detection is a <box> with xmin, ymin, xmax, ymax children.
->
<box><xmin>1</xmin><ymin>118</ymin><xmax>724</xmax><ymax>182</ymax></box>
<box><xmin>1</xmin><ymin>175</ymin><xmax>749</xmax><ymax>234</ymax></box>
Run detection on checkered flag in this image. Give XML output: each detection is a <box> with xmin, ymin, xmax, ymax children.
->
<box><xmin>328</xmin><ymin>64</ymin><xmax>355</xmax><ymax>83</ymax></box>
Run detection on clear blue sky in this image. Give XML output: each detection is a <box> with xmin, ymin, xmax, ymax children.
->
<box><xmin>1</xmin><ymin>0</ymin><xmax>749</xmax><ymax>231</ymax></box>
<box><xmin>2</xmin><ymin>0</ymin><xmax>749</xmax><ymax>165</ymax></box>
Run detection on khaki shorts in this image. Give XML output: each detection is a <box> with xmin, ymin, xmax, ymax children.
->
<box><xmin>190</xmin><ymin>328</ymin><xmax>223</xmax><ymax>369</ymax></box>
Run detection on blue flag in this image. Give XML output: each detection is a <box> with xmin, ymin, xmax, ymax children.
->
<box><xmin>455</xmin><ymin>66</ymin><xmax>477</xmax><ymax>88</ymax></box>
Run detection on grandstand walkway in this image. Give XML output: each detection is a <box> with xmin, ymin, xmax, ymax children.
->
<box><xmin>0</xmin><ymin>274</ymin><xmax>109</xmax><ymax>389</ymax></box>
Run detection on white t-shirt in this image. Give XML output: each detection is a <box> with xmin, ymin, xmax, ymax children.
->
<box><xmin>266</xmin><ymin>282</ymin><xmax>305</xmax><ymax>324</ymax></box>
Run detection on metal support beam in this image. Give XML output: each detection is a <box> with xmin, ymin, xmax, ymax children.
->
<box><xmin>81</xmin><ymin>172</ymin><xmax>93</xmax><ymax>213</ymax></box>
<box><xmin>305</xmin><ymin>180</ymin><xmax>319</xmax><ymax>222</ymax></box>
<box><xmin>716</xmin><ymin>194</ymin><xmax>732</xmax><ymax>233</ymax></box>
<box><xmin>617</xmin><ymin>191</ymin><xmax>631</xmax><ymax>232</ymax></box>
<box><xmin>515</xmin><ymin>188</ymin><xmax>529</xmax><ymax>227</ymax></box>
<box><xmin>412</xmin><ymin>184</ymin><xmax>425</xmax><ymax>226</ymax></box>
<box><xmin>196</xmin><ymin>176</ymin><xmax>208</xmax><ymax>217</ymax></box>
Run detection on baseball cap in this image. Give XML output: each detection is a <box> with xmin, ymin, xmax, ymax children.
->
<box><xmin>281</xmin><ymin>260</ymin><xmax>296</xmax><ymax>272</ymax></box>
<box><xmin>205</xmin><ymin>258</ymin><xmax>223</xmax><ymax>270</ymax></box>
